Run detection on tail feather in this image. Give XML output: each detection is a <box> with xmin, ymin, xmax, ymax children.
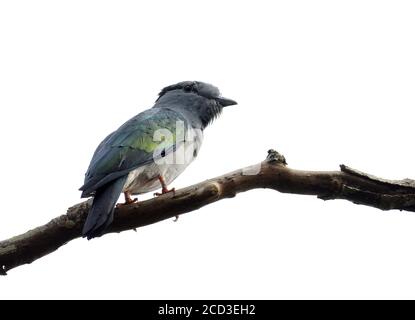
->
<box><xmin>82</xmin><ymin>176</ymin><xmax>127</xmax><ymax>240</ymax></box>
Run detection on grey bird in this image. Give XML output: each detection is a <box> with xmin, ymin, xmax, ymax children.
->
<box><xmin>79</xmin><ymin>81</ymin><xmax>237</xmax><ymax>239</ymax></box>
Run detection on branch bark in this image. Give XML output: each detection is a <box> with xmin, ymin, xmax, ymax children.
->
<box><xmin>1</xmin><ymin>149</ymin><xmax>415</xmax><ymax>275</ymax></box>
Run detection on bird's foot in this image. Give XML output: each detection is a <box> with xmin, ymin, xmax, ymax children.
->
<box><xmin>116</xmin><ymin>193</ymin><xmax>138</xmax><ymax>208</ymax></box>
<box><xmin>173</xmin><ymin>215</ymin><xmax>179</xmax><ymax>222</ymax></box>
<box><xmin>154</xmin><ymin>187</ymin><xmax>175</xmax><ymax>197</ymax></box>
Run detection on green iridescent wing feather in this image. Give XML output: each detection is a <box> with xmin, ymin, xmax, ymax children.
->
<box><xmin>80</xmin><ymin>108</ymin><xmax>187</xmax><ymax>196</ymax></box>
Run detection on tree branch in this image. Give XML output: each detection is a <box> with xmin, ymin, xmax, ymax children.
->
<box><xmin>1</xmin><ymin>149</ymin><xmax>415</xmax><ymax>275</ymax></box>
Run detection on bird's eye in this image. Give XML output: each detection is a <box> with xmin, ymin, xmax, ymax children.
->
<box><xmin>184</xmin><ymin>85</ymin><xmax>192</xmax><ymax>92</ymax></box>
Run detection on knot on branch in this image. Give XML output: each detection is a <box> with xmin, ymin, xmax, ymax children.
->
<box><xmin>266</xmin><ymin>149</ymin><xmax>287</xmax><ymax>165</ymax></box>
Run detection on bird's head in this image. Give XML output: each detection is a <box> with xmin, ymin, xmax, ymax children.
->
<box><xmin>155</xmin><ymin>81</ymin><xmax>237</xmax><ymax>128</ymax></box>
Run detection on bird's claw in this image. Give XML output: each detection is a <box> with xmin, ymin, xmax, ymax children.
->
<box><xmin>154</xmin><ymin>187</ymin><xmax>175</xmax><ymax>197</ymax></box>
<box><xmin>116</xmin><ymin>198</ymin><xmax>138</xmax><ymax>208</ymax></box>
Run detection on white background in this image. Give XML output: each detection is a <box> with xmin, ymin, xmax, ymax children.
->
<box><xmin>0</xmin><ymin>0</ymin><xmax>414</xmax><ymax>299</ymax></box>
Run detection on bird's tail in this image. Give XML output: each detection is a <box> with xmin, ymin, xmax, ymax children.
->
<box><xmin>82</xmin><ymin>176</ymin><xmax>127</xmax><ymax>240</ymax></box>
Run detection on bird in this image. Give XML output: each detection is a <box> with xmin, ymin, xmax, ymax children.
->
<box><xmin>79</xmin><ymin>81</ymin><xmax>237</xmax><ymax>239</ymax></box>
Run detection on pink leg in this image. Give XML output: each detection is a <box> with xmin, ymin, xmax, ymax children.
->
<box><xmin>116</xmin><ymin>192</ymin><xmax>138</xmax><ymax>208</ymax></box>
<box><xmin>154</xmin><ymin>175</ymin><xmax>175</xmax><ymax>196</ymax></box>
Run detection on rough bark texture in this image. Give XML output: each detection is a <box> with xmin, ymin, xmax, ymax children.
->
<box><xmin>1</xmin><ymin>150</ymin><xmax>415</xmax><ymax>275</ymax></box>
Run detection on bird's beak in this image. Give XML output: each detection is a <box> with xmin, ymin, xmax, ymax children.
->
<box><xmin>216</xmin><ymin>97</ymin><xmax>237</xmax><ymax>107</ymax></box>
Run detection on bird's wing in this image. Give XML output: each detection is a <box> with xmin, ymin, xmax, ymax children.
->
<box><xmin>79</xmin><ymin>108</ymin><xmax>187</xmax><ymax>197</ymax></box>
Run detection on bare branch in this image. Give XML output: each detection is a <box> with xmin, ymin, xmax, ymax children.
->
<box><xmin>1</xmin><ymin>149</ymin><xmax>415</xmax><ymax>275</ymax></box>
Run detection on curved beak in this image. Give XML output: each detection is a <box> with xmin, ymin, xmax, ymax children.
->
<box><xmin>216</xmin><ymin>97</ymin><xmax>237</xmax><ymax>107</ymax></box>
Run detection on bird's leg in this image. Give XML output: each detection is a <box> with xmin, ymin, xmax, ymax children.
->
<box><xmin>116</xmin><ymin>192</ymin><xmax>138</xmax><ymax>208</ymax></box>
<box><xmin>154</xmin><ymin>176</ymin><xmax>178</xmax><ymax>221</ymax></box>
<box><xmin>153</xmin><ymin>175</ymin><xmax>175</xmax><ymax>196</ymax></box>
<box><xmin>124</xmin><ymin>192</ymin><xmax>138</xmax><ymax>204</ymax></box>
